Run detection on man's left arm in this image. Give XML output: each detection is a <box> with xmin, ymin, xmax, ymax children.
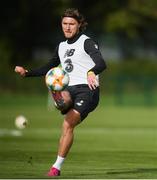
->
<box><xmin>84</xmin><ymin>38</ymin><xmax>107</xmax><ymax>90</ymax></box>
<box><xmin>84</xmin><ymin>38</ymin><xmax>107</xmax><ymax>75</ymax></box>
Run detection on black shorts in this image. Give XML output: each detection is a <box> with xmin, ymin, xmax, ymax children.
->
<box><xmin>66</xmin><ymin>84</ymin><xmax>100</xmax><ymax>121</ymax></box>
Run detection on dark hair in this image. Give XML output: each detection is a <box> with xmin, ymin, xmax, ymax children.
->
<box><xmin>61</xmin><ymin>8</ymin><xmax>88</xmax><ymax>32</ymax></box>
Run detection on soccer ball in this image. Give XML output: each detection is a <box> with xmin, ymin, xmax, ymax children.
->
<box><xmin>15</xmin><ymin>115</ymin><xmax>27</xmax><ymax>129</ymax></box>
<box><xmin>45</xmin><ymin>67</ymin><xmax>69</xmax><ymax>91</ymax></box>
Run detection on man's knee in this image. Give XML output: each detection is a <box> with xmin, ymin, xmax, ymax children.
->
<box><xmin>63</xmin><ymin>120</ymin><xmax>74</xmax><ymax>131</ymax></box>
<box><xmin>52</xmin><ymin>90</ymin><xmax>73</xmax><ymax>113</ymax></box>
<box><xmin>64</xmin><ymin>109</ymin><xmax>81</xmax><ymax>127</ymax></box>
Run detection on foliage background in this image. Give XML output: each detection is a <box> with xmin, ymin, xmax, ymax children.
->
<box><xmin>0</xmin><ymin>0</ymin><xmax>157</xmax><ymax>105</ymax></box>
<box><xmin>1</xmin><ymin>1</ymin><xmax>157</xmax><ymax>178</ymax></box>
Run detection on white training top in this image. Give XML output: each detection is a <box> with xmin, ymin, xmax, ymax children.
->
<box><xmin>58</xmin><ymin>34</ymin><xmax>99</xmax><ymax>86</ymax></box>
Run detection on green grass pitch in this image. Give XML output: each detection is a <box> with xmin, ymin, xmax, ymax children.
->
<box><xmin>0</xmin><ymin>94</ymin><xmax>157</xmax><ymax>179</ymax></box>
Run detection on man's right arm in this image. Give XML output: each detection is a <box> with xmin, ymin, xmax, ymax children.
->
<box><xmin>25</xmin><ymin>46</ymin><xmax>60</xmax><ymax>77</ymax></box>
<box><xmin>15</xmin><ymin>46</ymin><xmax>60</xmax><ymax>77</ymax></box>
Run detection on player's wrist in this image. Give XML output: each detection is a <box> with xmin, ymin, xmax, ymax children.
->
<box><xmin>87</xmin><ymin>71</ymin><xmax>95</xmax><ymax>76</ymax></box>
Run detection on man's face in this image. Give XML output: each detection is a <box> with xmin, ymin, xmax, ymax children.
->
<box><xmin>62</xmin><ymin>17</ymin><xmax>80</xmax><ymax>39</ymax></box>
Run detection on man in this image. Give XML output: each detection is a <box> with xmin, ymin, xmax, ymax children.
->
<box><xmin>15</xmin><ymin>8</ymin><xmax>107</xmax><ymax>176</ymax></box>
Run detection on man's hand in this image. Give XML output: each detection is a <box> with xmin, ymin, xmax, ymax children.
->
<box><xmin>87</xmin><ymin>71</ymin><xmax>98</xmax><ymax>90</ymax></box>
<box><xmin>15</xmin><ymin>66</ymin><xmax>28</xmax><ymax>77</ymax></box>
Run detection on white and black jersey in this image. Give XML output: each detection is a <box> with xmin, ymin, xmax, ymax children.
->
<box><xmin>25</xmin><ymin>33</ymin><xmax>107</xmax><ymax>86</ymax></box>
<box><xmin>59</xmin><ymin>34</ymin><xmax>99</xmax><ymax>86</ymax></box>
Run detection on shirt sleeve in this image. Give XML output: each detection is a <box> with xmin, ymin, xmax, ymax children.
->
<box><xmin>25</xmin><ymin>46</ymin><xmax>60</xmax><ymax>77</ymax></box>
<box><xmin>84</xmin><ymin>38</ymin><xmax>107</xmax><ymax>75</ymax></box>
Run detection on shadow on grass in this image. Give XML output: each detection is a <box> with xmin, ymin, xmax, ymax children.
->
<box><xmin>106</xmin><ymin>168</ymin><xmax>157</xmax><ymax>175</ymax></box>
<box><xmin>62</xmin><ymin>168</ymin><xmax>157</xmax><ymax>179</ymax></box>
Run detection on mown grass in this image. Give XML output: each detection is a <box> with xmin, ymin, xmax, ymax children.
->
<box><xmin>0</xmin><ymin>93</ymin><xmax>157</xmax><ymax>179</ymax></box>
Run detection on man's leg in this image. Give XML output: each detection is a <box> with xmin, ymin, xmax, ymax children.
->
<box><xmin>58</xmin><ymin>109</ymin><xmax>81</xmax><ymax>157</ymax></box>
<box><xmin>47</xmin><ymin>109</ymin><xmax>81</xmax><ymax>176</ymax></box>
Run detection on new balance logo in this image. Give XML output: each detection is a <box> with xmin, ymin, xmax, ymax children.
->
<box><xmin>64</xmin><ymin>49</ymin><xmax>75</xmax><ymax>58</ymax></box>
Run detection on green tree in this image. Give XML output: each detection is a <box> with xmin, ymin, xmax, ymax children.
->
<box><xmin>105</xmin><ymin>0</ymin><xmax>157</xmax><ymax>38</ymax></box>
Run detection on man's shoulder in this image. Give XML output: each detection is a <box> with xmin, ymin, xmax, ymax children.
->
<box><xmin>58</xmin><ymin>40</ymin><xmax>67</xmax><ymax>48</ymax></box>
<box><xmin>79</xmin><ymin>34</ymin><xmax>90</xmax><ymax>41</ymax></box>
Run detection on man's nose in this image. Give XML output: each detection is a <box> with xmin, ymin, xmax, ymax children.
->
<box><xmin>66</xmin><ymin>25</ymin><xmax>70</xmax><ymax>30</ymax></box>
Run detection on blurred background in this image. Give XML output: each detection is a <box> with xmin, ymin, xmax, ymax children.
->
<box><xmin>1</xmin><ymin>1</ymin><xmax>157</xmax><ymax>178</ymax></box>
<box><xmin>0</xmin><ymin>0</ymin><xmax>157</xmax><ymax>105</ymax></box>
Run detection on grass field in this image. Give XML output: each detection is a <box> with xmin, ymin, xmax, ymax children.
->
<box><xmin>0</xmin><ymin>93</ymin><xmax>157</xmax><ymax>179</ymax></box>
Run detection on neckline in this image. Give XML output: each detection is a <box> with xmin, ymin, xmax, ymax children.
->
<box><xmin>67</xmin><ymin>33</ymin><xmax>83</xmax><ymax>44</ymax></box>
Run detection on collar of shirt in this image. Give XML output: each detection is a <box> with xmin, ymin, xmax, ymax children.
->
<box><xmin>67</xmin><ymin>32</ymin><xmax>83</xmax><ymax>44</ymax></box>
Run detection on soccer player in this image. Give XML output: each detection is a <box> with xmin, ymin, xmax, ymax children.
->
<box><xmin>15</xmin><ymin>8</ymin><xmax>107</xmax><ymax>176</ymax></box>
